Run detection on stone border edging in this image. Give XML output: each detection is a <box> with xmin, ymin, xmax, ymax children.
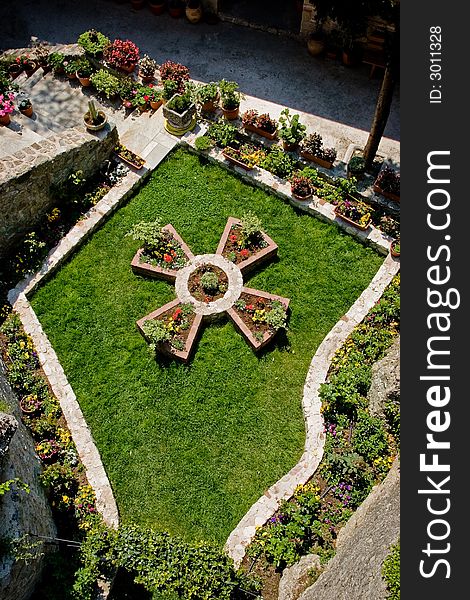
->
<box><xmin>224</xmin><ymin>254</ymin><xmax>400</xmax><ymax>566</ymax></box>
<box><xmin>7</xmin><ymin>166</ymin><xmax>160</xmax><ymax>530</ymax></box>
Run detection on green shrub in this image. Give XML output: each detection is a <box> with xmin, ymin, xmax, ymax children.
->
<box><xmin>126</xmin><ymin>219</ymin><xmax>164</xmax><ymax>252</ymax></box>
<box><xmin>352</xmin><ymin>409</ymin><xmax>389</xmax><ymax>463</ymax></box>
<box><xmin>142</xmin><ymin>319</ymin><xmax>170</xmax><ymax>352</ymax></box>
<box><xmin>348</xmin><ymin>156</ymin><xmax>366</xmax><ymax>175</ymax></box>
<box><xmin>90</xmin><ymin>69</ymin><xmax>120</xmax><ymax>99</ymax></box>
<box><xmin>207</xmin><ymin>118</ymin><xmax>238</xmax><ymax>148</ymax></box>
<box><xmin>77</xmin><ymin>29</ymin><xmax>110</xmax><ymax>57</ymax></box>
<box><xmin>383</xmin><ymin>540</ymin><xmax>400</xmax><ymax>600</ymax></box>
<box><xmin>47</xmin><ymin>51</ymin><xmax>65</xmax><ymax>72</ymax></box>
<box><xmin>200</xmin><ymin>271</ymin><xmax>219</xmax><ymax>292</ymax></box>
<box><xmin>194</xmin><ymin>135</ymin><xmax>213</xmax><ymax>151</ymax></box>
<box><xmin>260</xmin><ymin>146</ymin><xmax>297</xmax><ymax>178</ymax></box>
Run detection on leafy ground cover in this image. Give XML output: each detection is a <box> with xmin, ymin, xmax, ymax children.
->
<box><xmin>31</xmin><ymin>148</ymin><xmax>382</xmax><ymax>544</ymax></box>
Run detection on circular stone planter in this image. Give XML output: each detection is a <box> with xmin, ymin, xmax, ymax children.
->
<box><xmin>175</xmin><ymin>254</ymin><xmax>243</xmax><ymax>318</ymax></box>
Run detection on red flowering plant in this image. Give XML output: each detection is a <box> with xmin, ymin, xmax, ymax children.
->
<box><xmin>159</xmin><ymin>60</ymin><xmax>190</xmax><ymax>94</ymax></box>
<box><xmin>127</xmin><ymin>219</ymin><xmax>188</xmax><ymax>270</ymax></box>
<box><xmin>289</xmin><ymin>172</ymin><xmax>313</xmax><ymax>199</ymax></box>
<box><xmin>223</xmin><ymin>212</ymin><xmax>268</xmax><ymax>264</ymax></box>
<box><xmin>130</xmin><ymin>84</ymin><xmax>155</xmax><ymax>110</ymax></box>
<box><xmin>15</xmin><ymin>54</ymin><xmax>31</xmax><ymax>68</ymax></box>
<box><xmin>104</xmin><ymin>38</ymin><xmax>140</xmax><ymax>70</ymax></box>
<box><xmin>242</xmin><ymin>109</ymin><xmax>278</xmax><ymax>134</ymax></box>
<box><xmin>0</xmin><ymin>92</ymin><xmax>15</xmax><ymax>117</ymax></box>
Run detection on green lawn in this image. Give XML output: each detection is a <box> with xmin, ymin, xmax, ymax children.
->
<box><xmin>31</xmin><ymin>148</ymin><xmax>383</xmax><ymax>544</ymax></box>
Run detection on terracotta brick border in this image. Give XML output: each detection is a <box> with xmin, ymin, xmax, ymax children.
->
<box><xmin>227</xmin><ymin>287</ymin><xmax>290</xmax><ymax>351</ymax></box>
<box><xmin>131</xmin><ymin>224</ymin><xmax>194</xmax><ymax>282</ymax></box>
<box><xmin>136</xmin><ymin>299</ymin><xmax>203</xmax><ymax>363</ymax></box>
<box><xmin>216</xmin><ymin>217</ymin><xmax>278</xmax><ymax>275</ymax></box>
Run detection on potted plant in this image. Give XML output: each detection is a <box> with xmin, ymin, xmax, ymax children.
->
<box><xmin>104</xmin><ymin>38</ymin><xmax>140</xmax><ymax>73</ymax></box>
<box><xmin>334</xmin><ymin>198</ymin><xmax>372</xmax><ymax>230</ymax></box>
<box><xmin>300</xmin><ymin>132</ymin><xmax>337</xmax><ymax>168</ymax></box>
<box><xmin>90</xmin><ymin>69</ymin><xmax>121</xmax><ymax>99</ymax></box>
<box><xmin>35</xmin><ymin>439</ymin><xmax>61</xmax><ymax>462</ymax></box>
<box><xmin>196</xmin><ymin>81</ymin><xmax>219</xmax><ymax>113</ymax></box>
<box><xmin>186</xmin><ymin>0</ymin><xmax>202</xmax><ymax>23</ymax></box>
<box><xmin>390</xmin><ymin>237</ymin><xmax>400</xmax><ymax>258</ymax></box>
<box><xmin>8</xmin><ymin>58</ymin><xmax>23</xmax><ymax>79</ymax></box>
<box><xmin>18</xmin><ymin>97</ymin><xmax>33</xmax><ymax>117</ymax></box>
<box><xmin>162</xmin><ymin>80</ymin><xmax>178</xmax><ymax>103</ymax></box>
<box><xmin>20</xmin><ymin>393</ymin><xmax>42</xmax><ymax>415</ymax></box>
<box><xmin>241</xmin><ymin>109</ymin><xmax>278</xmax><ymax>140</ymax></box>
<box><xmin>219</xmin><ymin>79</ymin><xmax>242</xmax><ymax>120</ymax></box>
<box><xmin>168</xmin><ymin>0</ymin><xmax>185</xmax><ymax>18</ymax></box>
<box><xmin>0</xmin><ymin>92</ymin><xmax>15</xmax><ymax>126</ymax></box>
<box><xmin>47</xmin><ymin>51</ymin><xmax>66</xmax><ymax>75</ymax></box>
<box><xmin>75</xmin><ymin>57</ymin><xmax>93</xmax><ymax>86</ymax></box>
<box><xmin>222</xmin><ymin>143</ymin><xmax>265</xmax><ymax>170</ymax></box>
<box><xmin>290</xmin><ymin>172</ymin><xmax>314</xmax><ymax>200</ymax></box>
<box><xmin>159</xmin><ymin>60</ymin><xmax>190</xmax><ymax>93</ymax></box>
<box><xmin>63</xmin><ymin>58</ymin><xmax>79</xmax><ymax>80</ymax></box>
<box><xmin>83</xmin><ymin>100</ymin><xmax>107</xmax><ymax>131</ymax></box>
<box><xmin>131</xmin><ymin>85</ymin><xmax>155</xmax><ymax>112</ymax></box>
<box><xmin>77</xmin><ymin>29</ymin><xmax>110</xmax><ymax>58</ymax></box>
<box><xmin>278</xmin><ymin>108</ymin><xmax>306</xmax><ymax>151</ymax></box>
<box><xmin>163</xmin><ymin>91</ymin><xmax>197</xmax><ymax>131</ymax></box>
<box><xmin>35</xmin><ymin>43</ymin><xmax>52</xmax><ymax>73</ymax></box>
<box><xmin>23</xmin><ymin>55</ymin><xmax>38</xmax><ymax>76</ymax></box>
<box><xmin>148</xmin><ymin>88</ymin><xmax>163</xmax><ymax>110</ymax></box>
<box><xmin>347</xmin><ymin>155</ymin><xmax>366</xmax><ymax>179</ymax></box>
<box><xmin>139</xmin><ymin>54</ymin><xmax>158</xmax><ymax>83</ymax></box>
<box><xmin>206</xmin><ymin>118</ymin><xmax>239</xmax><ymax>148</ymax></box>
<box><xmin>374</xmin><ymin>166</ymin><xmax>400</xmax><ymax>202</ymax></box>
<box><xmin>131</xmin><ymin>0</ymin><xmax>146</xmax><ymax>9</ymax></box>
<box><xmin>149</xmin><ymin>0</ymin><xmax>166</xmax><ymax>15</ymax></box>
<box><xmin>341</xmin><ymin>26</ymin><xmax>361</xmax><ymax>66</ymax></box>
<box><xmin>115</xmin><ymin>143</ymin><xmax>146</xmax><ymax>169</ymax></box>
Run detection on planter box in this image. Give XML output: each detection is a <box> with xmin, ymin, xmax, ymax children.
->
<box><xmin>334</xmin><ymin>207</ymin><xmax>371</xmax><ymax>231</ymax></box>
<box><xmin>300</xmin><ymin>150</ymin><xmax>334</xmax><ymax>169</ymax></box>
<box><xmin>373</xmin><ymin>183</ymin><xmax>400</xmax><ymax>203</ymax></box>
<box><xmin>114</xmin><ymin>148</ymin><xmax>145</xmax><ymax>170</ymax></box>
<box><xmin>163</xmin><ymin>94</ymin><xmax>197</xmax><ymax>129</ymax></box>
<box><xmin>227</xmin><ymin>287</ymin><xmax>290</xmax><ymax>352</ymax></box>
<box><xmin>137</xmin><ymin>298</ymin><xmax>203</xmax><ymax>363</ymax></box>
<box><xmin>131</xmin><ymin>224</ymin><xmax>194</xmax><ymax>281</ymax></box>
<box><xmin>216</xmin><ymin>217</ymin><xmax>278</xmax><ymax>275</ymax></box>
<box><xmin>244</xmin><ymin>123</ymin><xmax>278</xmax><ymax>141</ymax></box>
<box><xmin>222</xmin><ymin>150</ymin><xmax>252</xmax><ymax>171</ymax></box>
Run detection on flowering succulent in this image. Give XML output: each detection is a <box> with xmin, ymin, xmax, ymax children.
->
<box><xmin>139</xmin><ymin>54</ymin><xmax>158</xmax><ymax>78</ymax></box>
<box><xmin>375</xmin><ymin>166</ymin><xmax>400</xmax><ymax>196</ymax></box>
<box><xmin>290</xmin><ymin>173</ymin><xmax>313</xmax><ymax>197</ymax></box>
<box><xmin>104</xmin><ymin>38</ymin><xmax>140</xmax><ymax>69</ymax></box>
<box><xmin>0</xmin><ymin>92</ymin><xmax>15</xmax><ymax>117</ymax></box>
<box><xmin>159</xmin><ymin>60</ymin><xmax>189</xmax><ymax>93</ymax></box>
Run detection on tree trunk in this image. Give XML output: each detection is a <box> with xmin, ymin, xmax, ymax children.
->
<box><xmin>363</xmin><ymin>64</ymin><xmax>396</xmax><ymax>169</ymax></box>
<box><xmin>363</xmin><ymin>22</ymin><xmax>399</xmax><ymax>170</ymax></box>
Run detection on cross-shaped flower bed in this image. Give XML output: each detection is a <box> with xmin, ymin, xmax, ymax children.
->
<box><xmin>129</xmin><ymin>214</ymin><xmax>290</xmax><ymax>362</ymax></box>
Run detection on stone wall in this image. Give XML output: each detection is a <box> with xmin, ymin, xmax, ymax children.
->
<box><xmin>0</xmin><ymin>123</ymin><xmax>118</xmax><ymax>258</ymax></box>
<box><xmin>0</xmin><ymin>363</ymin><xmax>57</xmax><ymax>600</ymax></box>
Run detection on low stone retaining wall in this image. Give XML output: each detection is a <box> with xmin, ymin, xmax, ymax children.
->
<box><xmin>0</xmin><ymin>123</ymin><xmax>118</xmax><ymax>258</ymax></box>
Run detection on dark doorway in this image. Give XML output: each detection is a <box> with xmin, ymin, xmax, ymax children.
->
<box><xmin>219</xmin><ymin>0</ymin><xmax>303</xmax><ymax>35</ymax></box>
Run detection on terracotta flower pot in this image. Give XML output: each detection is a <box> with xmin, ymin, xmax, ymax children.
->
<box><xmin>150</xmin><ymin>99</ymin><xmax>163</xmax><ymax>110</ymax></box>
<box><xmin>120</xmin><ymin>63</ymin><xmax>136</xmax><ymax>74</ymax></box>
<box><xmin>282</xmin><ymin>140</ymin><xmax>299</xmax><ymax>152</ymax></box>
<box><xmin>291</xmin><ymin>189</ymin><xmax>313</xmax><ymax>201</ymax></box>
<box><xmin>186</xmin><ymin>4</ymin><xmax>202</xmax><ymax>23</ymax></box>
<box><xmin>84</xmin><ymin>110</ymin><xmax>108</xmax><ymax>131</ymax></box>
<box><xmin>77</xmin><ymin>73</ymin><xmax>91</xmax><ymax>86</ymax></box>
<box><xmin>149</xmin><ymin>2</ymin><xmax>166</xmax><ymax>15</ymax></box>
<box><xmin>9</xmin><ymin>64</ymin><xmax>22</xmax><ymax>79</ymax></box>
<box><xmin>131</xmin><ymin>0</ymin><xmax>146</xmax><ymax>8</ymax></box>
<box><xmin>0</xmin><ymin>114</ymin><xmax>11</xmax><ymax>126</ymax></box>
<box><xmin>222</xmin><ymin>106</ymin><xmax>239</xmax><ymax>120</ymax></box>
<box><xmin>307</xmin><ymin>37</ymin><xmax>325</xmax><ymax>57</ymax></box>
<box><xmin>168</xmin><ymin>5</ymin><xmax>184</xmax><ymax>18</ymax></box>
<box><xmin>24</xmin><ymin>61</ymin><xmax>37</xmax><ymax>76</ymax></box>
<box><xmin>20</xmin><ymin>105</ymin><xmax>34</xmax><ymax>117</ymax></box>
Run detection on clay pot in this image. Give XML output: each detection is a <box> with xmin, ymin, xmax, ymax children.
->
<box><xmin>186</xmin><ymin>3</ymin><xmax>202</xmax><ymax>23</ymax></box>
<box><xmin>84</xmin><ymin>110</ymin><xmax>108</xmax><ymax>131</ymax></box>
<box><xmin>77</xmin><ymin>73</ymin><xmax>91</xmax><ymax>86</ymax></box>
<box><xmin>149</xmin><ymin>1</ymin><xmax>166</xmax><ymax>15</ymax></box>
<box><xmin>24</xmin><ymin>61</ymin><xmax>37</xmax><ymax>76</ymax></box>
<box><xmin>9</xmin><ymin>64</ymin><xmax>22</xmax><ymax>79</ymax></box>
<box><xmin>307</xmin><ymin>37</ymin><xmax>325</xmax><ymax>57</ymax></box>
<box><xmin>282</xmin><ymin>140</ymin><xmax>299</xmax><ymax>152</ymax></box>
<box><xmin>222</xmin><ymin>106</ymin><xmax>239</xmax><ymax>120</ymax></box>
<box><xmin>20</xmin><ymin>105</ymin><xmax>34</xmax><ymax>117</ymax></box>
<box><xmin>0</xmin><ymin>114</ymin><xmax>11</xmax><ymax>126</ymax></box>
<box><xmin>131</xmin><ymin>0</ymin><xmax>146</xmax><ymax>8</ymax></box>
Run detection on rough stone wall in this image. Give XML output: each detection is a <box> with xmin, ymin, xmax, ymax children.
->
<box><xmin>368</xmin><ymin>336</ymin><xmax>400</xmax><ymax>419</ymax></box>
<box><xmin>0</xmin><ymin>123</ymin><xmax>118</xmax><ymax>258</ymax></box>
<box><xmin>0</xmin><ymin>363</ymin><xmax>57</xmax><ymax>600</ymax></box>
<box><xmin>298</xmin><ymin>459</ymin><xmax>400</xmax><ymax>600</ymax></box>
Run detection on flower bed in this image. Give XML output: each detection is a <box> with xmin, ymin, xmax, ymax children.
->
<box><xmin>247</xmin><ymin>275</ymin><xmax>400</xmax><ymax>573</ymax></box>
<box><xmin>229</xmin><ymin>289</ymin><xmax>289</xmax><ymax>351</ymax></box>
<box><xmin>188</xmin><ymin>264</ymin><xmax>228</xmax><ymax>302</ymax></box>
<box><xmin>130</xmin><ymin>222</ymin><xmax>193</xmax><ymax>281</ymax></box>
<box><xmin>137</xmin><ymin>299</ymin><xmax>202</xmax><ymax>362</ymax></box>
<box><xmin>217</xmin><ymin>215</ymin><xmax>277</xmax><ymax>273</ymax></box>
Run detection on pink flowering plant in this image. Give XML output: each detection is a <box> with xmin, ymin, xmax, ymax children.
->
<box><xmin>104</xmin><ymin>39</ymin><xmax>140</xmax><ymax>69</ymax></box>
<box><xmin>159</xmin><ymin>60</ymin><xmax>189</xmax><ymax>93</ymax></box>
<box><xmin>0</xmin><ymin>92</ymin><xmax>15</xmax><ymax>117</ymax></box>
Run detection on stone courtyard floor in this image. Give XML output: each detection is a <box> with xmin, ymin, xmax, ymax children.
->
<box><xmin>0</xmin><ymin>0</ymin><xmax>399</xmax><ymax>155</ymax></box>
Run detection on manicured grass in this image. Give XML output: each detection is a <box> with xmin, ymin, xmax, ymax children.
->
<box><xmin>31</xmin><ymin>148</ymin><xmax>383</xmax><ymax>544</ymax></box>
